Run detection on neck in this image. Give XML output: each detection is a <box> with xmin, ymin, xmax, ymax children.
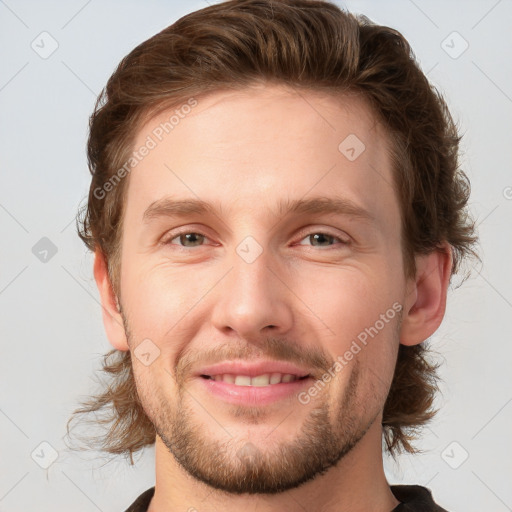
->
<box><xmin>148</xmin><ymin>420</ymin><xmax>400</xmax><ymax>512</ymax></box>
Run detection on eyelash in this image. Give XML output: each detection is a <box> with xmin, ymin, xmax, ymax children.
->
<box><xmin>162</xmin><ymin>228</ymin><xmax>350</xmax><ymax>250</ymax></box>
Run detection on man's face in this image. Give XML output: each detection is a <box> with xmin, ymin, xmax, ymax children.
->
<box><xmin>118</xmin><ymin>85</ymin><xmax>409</xmax><ymax>493</ymax></box>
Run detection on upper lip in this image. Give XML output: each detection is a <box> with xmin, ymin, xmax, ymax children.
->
<box><xmin>197</xmin><ymin>360</ymin><xmax>313</xmax><ymax>378</ymax></box>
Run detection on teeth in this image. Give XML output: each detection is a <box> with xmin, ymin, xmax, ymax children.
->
<box><xmin>251</xmin><ymin>374</ymin><xmax>271</xmax><ymax>387</ymax></box>
<box><xmin>222</xmin><ymin>374</ymin><xmax>235</xmax><ymax>384</ymax></box>
<box><xmin>209</xmin><ymin>373</ymin><xmax>303</xmax><ymax>386</ymax></box>
<box><xmin>270</xmin><ymin>373</ymin><xmax>282</xmax><ymax>384</ymax></box>
<box><xmin>234</xmin><ymin>375</ymin><xmax>252</xmax><ymax>386</ymax></box>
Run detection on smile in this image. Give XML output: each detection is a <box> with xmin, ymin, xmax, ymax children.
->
<box><xmin>197</xmin><ymin>373</ymin><xmax>313</xmax><ymax>406</ymax></box>
<box><xmin>200</xmin><ymin>373</ymin><xmax>310</xmax><ymax>386</ymax></box>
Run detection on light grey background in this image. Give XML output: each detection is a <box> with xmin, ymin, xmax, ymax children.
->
<box><xmin>1</xmin><ymin>1</ymin><xmax>511</xmax><ymax>511</ymax></box>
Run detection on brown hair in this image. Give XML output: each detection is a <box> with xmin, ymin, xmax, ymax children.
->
<box><xmin>67</xmin><ymin>0</ymin><xmax>479</xmax><ymax>462</ymax></box>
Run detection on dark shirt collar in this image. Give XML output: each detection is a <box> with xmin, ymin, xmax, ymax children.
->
<box><xmin>124</xmin><ymin>484</ymin><xmax>449</xmax><ymax>511</ymax></box>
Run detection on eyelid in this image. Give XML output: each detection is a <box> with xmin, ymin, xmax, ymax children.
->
<box><xmin>160</xmin><ymin>226</ymin><xmax>214</xmax><ymax>246</ymax></box>
<box><xmin>293</xmin><ymin>226</ymin><xmax>351</xmax><ymax>246</ymax></box>
<box><xmin>161</xmin><ymin>225</ymin><xmax>351</xmax><ymax>248</ymax></box>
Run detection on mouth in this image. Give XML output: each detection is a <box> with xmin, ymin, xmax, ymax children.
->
<box><xmin>200</xmin><ymin>373</ymin><xmax>311</xmax><ymax>386</ymax></box>
<box><xmin>197</xmin><ymin>372</ymin><xmax>313</xmax><ymax>406</ymax></box>
<box><xmin>194</xmin><ymin>360</ymin><xmax>316</xmax><ymax>405</ymax></box>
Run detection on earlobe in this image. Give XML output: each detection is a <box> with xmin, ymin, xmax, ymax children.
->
<box><xmin>93</xmin><ymin>249</ymin><xmax>129</xmax><ymax>351</ymax></box>
<box><xmin>399</xmin><ymin>242</ymin><xmax>453</xmax><ymax>346</ymax></box>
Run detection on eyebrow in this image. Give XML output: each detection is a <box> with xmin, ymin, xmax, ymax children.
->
<box><xmin>142</xmin><ymin>196</ymin><xmax>375</xmax><ymax>224</ymax></box>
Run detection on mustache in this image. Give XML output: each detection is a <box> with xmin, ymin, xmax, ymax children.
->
<box><xmin>174</xmin><ymin>337</ymin><xmax>333</xmax><ymax>383</ymax></box>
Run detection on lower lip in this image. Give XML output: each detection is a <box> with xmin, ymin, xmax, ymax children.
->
<box><xmin>196</xmin><ymin>376</ymin><xmax>313</xmax><ymax>406</ymax></box>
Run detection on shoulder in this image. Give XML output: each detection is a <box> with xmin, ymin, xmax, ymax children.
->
<box><xmin>390</xmin><ymin>484</ymin><xmax>450</xmax><ymax>511</ymax></box>
<box><xmin>123</xmin><ymin>486</ymin><xmax>155</xmax><ymax>512</ymax></box>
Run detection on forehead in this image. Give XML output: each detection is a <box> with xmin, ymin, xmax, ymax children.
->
<box><xmin>125</xmin><ymin>84</ymin><xmax>399</xmax><ymax>230</ymax></box>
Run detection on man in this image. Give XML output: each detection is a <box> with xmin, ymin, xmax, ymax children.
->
<box><xmin>67</xmin><ymin>0</ymin><xmax>478</xmax><ymax>510</ymax></box>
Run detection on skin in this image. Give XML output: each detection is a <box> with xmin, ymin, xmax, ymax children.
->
<box><xmin>95</xmin><ymin>84</ymin><xmax>452</xmax><ymax>512</ymax></box>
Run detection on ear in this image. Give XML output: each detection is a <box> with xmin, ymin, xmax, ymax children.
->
<box><xmin>93</xmin><ymin>249</ymin><xmax>129</xmax><ymax>351</ymax></box>
<box><xmin>399</xmin><ymin>242</ymin><xmax>453</xmax><ymax>346</ymax></box>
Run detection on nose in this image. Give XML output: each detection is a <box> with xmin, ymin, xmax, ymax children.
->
<box><xmin>210</xmin><ymin>246</ymin><xmax>294</xmax><ymax>341</ymax></box>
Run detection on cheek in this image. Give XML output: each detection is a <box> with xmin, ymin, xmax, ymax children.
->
<box><xmin>290</xmin><ymin>265</ymin><xmax>398</xmax><ymax>340</ymax></box>
<box><xmin>120</xmin><ymin>243</ymin><xmax>403</xmax><ymax>363</ymax></box>
<box><xmin>120</xmin><ymin>259</ymin><xmax>201</xmax><ymax>345</ymax></box>
<box><xmin>295</xmin><ymin>267</ymin><xmax>402</xmax><ymax>393</ymax></box>
<box><xmin>131</xmin><ymin>360</ymin><xmax>169</xmax><ymax>422</ymax></box>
